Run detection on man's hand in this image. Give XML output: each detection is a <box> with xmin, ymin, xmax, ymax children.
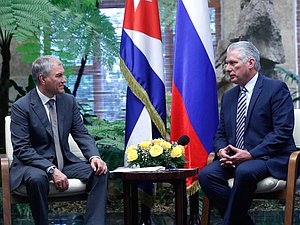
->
<box><xmin>227</xmin><ymin>145</ymin><xmax>253</xmax><ymax>165</ymax></box>
<box><xmin>219</xmin><ymin>145</ymin><xmax>253</xmax><ymax>167</ymax></box>
<box><xmin>217</xmin><ymin>145</ymin><xmax>232</xmax><ymax>159</ymax></box>
<box><xmin>51</xmin><ymin>169</ymin><xmax>69</xmax><ymax>192</ymax></box>
<box><xmin>90</xmin><ymin>157</ymin><xmax>108</xmax><ymax>175</ymax></box>
<box><xmin>218</xmin><ymin>145</ymin><xmax>235</xmax><ymax>167</ymax></box>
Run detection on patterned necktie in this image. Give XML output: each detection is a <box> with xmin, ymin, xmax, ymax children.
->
<box><xmin>47</xmin><ymin>99</ymin><xmax>64</xmax><ymax>170</ymax></box>
<box><xmin>235</xmin><ymin>87</ymin><xmax>247</xmax><ymax>149</ymax></box>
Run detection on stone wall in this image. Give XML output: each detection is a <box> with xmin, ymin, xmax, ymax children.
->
<box><xmin>220</xmin><ymin>0</ymin><xmax>298</xmax><ymax>107</ymax></box>
<box><xmin>222</xmin><ymin>0</ymin><xmax>296</xmax><ymax>72</ymax></box>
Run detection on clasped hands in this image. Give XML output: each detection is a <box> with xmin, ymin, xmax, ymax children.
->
<box><xmin>51</xmin><ymin>157</ymin><xmax>108</xmax><ymax>192</ymax></box>
<box><xmin>218</xmin><ymin>144</ymin><xmax>253</xmax><ymax>168</ymax></box>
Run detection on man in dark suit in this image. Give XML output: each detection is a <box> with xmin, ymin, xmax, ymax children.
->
<box><xmin>198</xmin><ymin>41</ymin><xmax>296</xmax><ymax>225</ymax></box>
<box><xmin>10</xmin><ymin>55</ymin><xmax>108</xmax><ymax>225</ymax></box>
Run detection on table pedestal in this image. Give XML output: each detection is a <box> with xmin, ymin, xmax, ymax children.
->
<box><xmin>113</xmin><ymin>168</ymin><xmax>198</xmax><ymax>225</ymax></box>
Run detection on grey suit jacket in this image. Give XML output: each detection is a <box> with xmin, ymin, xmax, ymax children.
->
<box><xmin>10</xmin><ymin>88</ymin><xmax>100</xmax><ymax>190</ymax></box>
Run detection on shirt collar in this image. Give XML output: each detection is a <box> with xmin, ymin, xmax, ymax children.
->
<box><xmin>36</xmin><ymin>87</ymin><xmax>56</xmax><ymax>105</ymax></box>
<box><xmin>244</xmin><ymin>72</ymin><xmax>258</xmax><ymax>94</ymax></box>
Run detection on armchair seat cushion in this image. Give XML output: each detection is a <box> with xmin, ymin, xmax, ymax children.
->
<box><xmin>13</xmin><ymin>179</ymin><xmax>86</xmax><ymax>197</ymax></box>
<box><xmin>228</xmin><ymin>177</ymin><xmax>286</xmax><ymax>193</ymax></box>
<box><xmin>228</xmin><ymin>176</ymin><xmax>300</xmax><ymax>194</ymax></box>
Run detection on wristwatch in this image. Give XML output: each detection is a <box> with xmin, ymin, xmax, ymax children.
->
<box><xmin>47</xmin><ymin>166</ymin><xmax>56</xmax><ymax>176</ymax></box>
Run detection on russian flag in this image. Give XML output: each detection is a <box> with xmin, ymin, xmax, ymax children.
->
<box><xmin>171</xmin><ymin>0</ymin><xmax>219</xmax><ymax>194</ymax></box>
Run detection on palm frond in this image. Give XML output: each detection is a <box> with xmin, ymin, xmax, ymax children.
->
<box><xmin>275</xmin><ymin>66</ymin><xmax>300</xmax><ymax>84</ymax></box>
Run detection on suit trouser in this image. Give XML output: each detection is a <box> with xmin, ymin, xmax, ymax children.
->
<box><xmin>198</xmin><ymin>159</ymin><xmax>270</xmax><ymax>225</ymax></box>
<box><xmin>23</xmin><ymin>161</ymin><xmax>108</xmax><ymax>225</ymax></box>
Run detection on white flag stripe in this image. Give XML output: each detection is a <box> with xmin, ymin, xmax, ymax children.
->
<box><xmin>124</xmin><ymin>107</ymin><xmax>152</xmax><ymax>166</ymax></box>
<box><xmin>125</xmin><ymin>107</ymin><xmax>152</xmax><ymax>150</ymax></box>
<box><xmin>182</xmin><ymin>0</ymin><xmax>215</xmax><ymax>70</ymax></box>
<box><xmin>124</xmin><ymin>28</ymin><xmax>164</xmax><ymax>82</ymax></box>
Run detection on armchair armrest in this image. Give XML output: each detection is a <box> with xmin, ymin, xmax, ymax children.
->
<box><xmin>286</xmin><ymin>150</ymin><xmax>300</xmax><ymax>183</ymax></box>
<box><xmin>285</xmin><ymin>150</ymin><xmax>300</xmax><ymax>214</ymax></box>
<box><xmin>1</xmin><ymin>154</ymin><xmax>12</xmax><ymax>224</ymax></box>
<box><xmin>206</xmin><ymin>152</ymin><xmax>215</xmax><ymax>165</ymax></box>
<box><xmin>0</xmin><ymin>154</ymin><xmax>10</xmax><ymax>189</ymax></box>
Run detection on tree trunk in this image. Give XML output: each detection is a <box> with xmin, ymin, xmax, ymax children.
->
<box><xmin>0</xmin><ymin>30</ymin><xmax>12</xmax><ymax>153</ymax></box>
<box><xmin>72</xmin><ymin>55</ymin><xmax>87</xmax><ymax>97</ymax></box>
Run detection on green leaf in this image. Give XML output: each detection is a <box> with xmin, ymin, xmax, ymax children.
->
<box><xmin>0</xmin><ymin>0</ymin><xmax>56</xmax><ymax>42</ymax></box>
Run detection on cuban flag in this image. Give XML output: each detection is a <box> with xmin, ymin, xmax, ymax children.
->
<box><xmin>120</xmin><ymin>0</ymin><xmax>166</xmax><ymax>208</ymax></box>
<box><xmin>171</xmin><ymin>0</ymin><xmax>219</xmax><ymax>195</ymax></box>
<box><xmin>120</xmin><ymin>0</ymin><xmax>166</xmax><ymax>166</ymax></box>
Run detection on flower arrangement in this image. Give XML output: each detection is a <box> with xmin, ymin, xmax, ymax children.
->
<box><xmin>125</xmin><ymin>138</ymin><xmax>186</xmax><ymax>168</ymax></box>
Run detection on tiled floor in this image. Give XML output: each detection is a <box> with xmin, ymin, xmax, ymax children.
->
<box><xmin>209</xmin><ymin>210</ymin><xmax>300</xmax><ymax>225</ymax></box>
<box><xmin>5</xmin><ymin>210</ymin><xmax>300</xmax><ymax>225</ymax></box>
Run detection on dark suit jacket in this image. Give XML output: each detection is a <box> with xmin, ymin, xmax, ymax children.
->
<box><xmin>10</xmin><ymin>88</ymin><xmax>100</xmax><ymax>190</ymax></box>
<box><xmin>214</xmin><ymin>74</ymin><xmax>296</xmax><ymax>180</ymax></box>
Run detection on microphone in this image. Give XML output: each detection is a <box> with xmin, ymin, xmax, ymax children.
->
<box><xmin>177</xmin><ymin>135</ymin><xmax>190</xmax><ymax>146</ymax></box>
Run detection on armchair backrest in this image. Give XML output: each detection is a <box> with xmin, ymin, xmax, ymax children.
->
<box><xmin>4</xmin><ymin>116</ymin><xmax>12</xmax><ymax>163</ymax></box>
<box><xmin>294</xmin><ymin>109</ymin><xmax>300</xmax><ymax>148</ymax></box>
<box><xmin>4</xmin><ymin>116</ymin><xmax>85</xmax><ymax>165</ymax></box>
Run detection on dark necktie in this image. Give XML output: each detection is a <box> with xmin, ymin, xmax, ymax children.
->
<box><xmin>47</xmin><ymin>99</ymin><xmax>64</xmax><ymax>170</ymax></box>
<box><xmin>235</xmin><ymin>87</ymin><xmax>247</xmax><ymax>149</ymax></box>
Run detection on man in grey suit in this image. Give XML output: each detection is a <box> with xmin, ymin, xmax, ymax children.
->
<box><xmin>10</xmin><ymin>55</ymin><xmax>108</xmax><ymax>225</ymax></box>
<box><xmin>198</xmin><ymin>41</ymin><xmax>296</xmax><ymax>225</ymax></box>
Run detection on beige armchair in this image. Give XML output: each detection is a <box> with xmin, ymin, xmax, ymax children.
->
<box><xmin>1</xmin><ymin>116</ymin><xmax>88</xmax><ymax>225</ymax></box>
<box><xmin>201</xmin><ymin>109</ymin><xmax>300</xmax><ymax>225</ymax></box>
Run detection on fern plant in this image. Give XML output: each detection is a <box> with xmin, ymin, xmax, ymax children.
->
<box><xmin>0</xmin><ymin>0</ymin><xmax>55</xmax><ymax>41</ymax></box>
<box><xmin>46</xmin><ymin>0</ymin><xmax>118</xmax><ymax>96</ymax></box>
<box><xmin>86</xmin><ymin>119</ymin><xmax>125</xmax><ymax>171</ymax></box>
<box><xmin>0</xmin><ymin>0</ymin><xmax>57</xmax><ymax>152</ymax></box>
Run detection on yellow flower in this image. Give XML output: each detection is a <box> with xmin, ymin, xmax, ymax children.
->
<box><xmin>149</xmin><ymin>145</ymin><xmax>163</xmax><ymax>157</ymax></box>
<box><xmin>177</xmin><ymin>145</ymin><xmax>185</xmax><ymax>154</ymax></box>
<box><xmin>140</xmin><ymin>141</ymin><xmax>152</xmax><ymax>150</ymax></box>
<box><xmin>127</xmin><ymin>149</ymin><xmax>138</xmax><ymax>161</ymax></box>
<box><xmin>125</xmin><ymin>145</ymin><xmax>136</xmax><ymax>154</ymax></box>
<box><xmin>153</xmin><ymin>138</ymin><xmax>163</xmax><ymax>146</ymax></box>
<box><xmin>160</xmin><ymin>141</ymin><xmax>172</xmax><ymax>150</ymax></box>
<box><xmin>126</xmin><ymin>139</ymin><xmax>185</xmax><ymax>168</ymax></box>
<box><xmin>171</xmin><ymin>146</ymin><xmax>184</xmax><ymax>158</ymax></box>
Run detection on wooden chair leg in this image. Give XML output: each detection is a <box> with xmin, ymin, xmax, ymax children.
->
<box><xmin>283</xmin><ymin>150</ymin><xmax>300</xmax><ymax>225</ymax></box>
<box><xmin>2</xmin><ymin>202</ymin><xmax>12</xmax><ymax>225</ymax></box>
<box><xmin>283</xmin><ymin>187</ymin><xmax>295</xmax><ymax>225</ymax></box>
<box><xmin>201</xmin><ymin>194</ymin><xmax>210</xmax><ymax>225</ymax></box>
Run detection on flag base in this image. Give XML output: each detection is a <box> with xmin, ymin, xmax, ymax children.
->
<box><xmin>187</xmin><ymin>180</ymin><xmax>201</xmax><ymax>225</ymax></box>
<box><xmin>188</xmin><ymin>192</ymin><xmax>201</xmax><ymax>225</ymax></box>
<box><xmin>187</xmin><ymin>180</ymin><xmax>200</xmax><ymax>196</ymax></box>
<box><xmin>139</xmin><ymin>203</ymin><xmax>152</xmax><ymax>225</ymax></box>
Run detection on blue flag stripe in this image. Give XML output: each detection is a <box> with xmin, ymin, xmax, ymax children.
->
<box><xmin>120</xmin><ymin>31</ymin><xmax>166</xmax><ymax>124</ymax></box>
<box><xmin>125</xmin><ymin>89</ymin><xmax>144</xmax><ymax>144</ymax></box>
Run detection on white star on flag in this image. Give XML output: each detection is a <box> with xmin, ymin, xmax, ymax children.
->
<box><xmin>134</xmin><ymin>0</ymin><xmax>153</xmax><ymax>11</ymax></box>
